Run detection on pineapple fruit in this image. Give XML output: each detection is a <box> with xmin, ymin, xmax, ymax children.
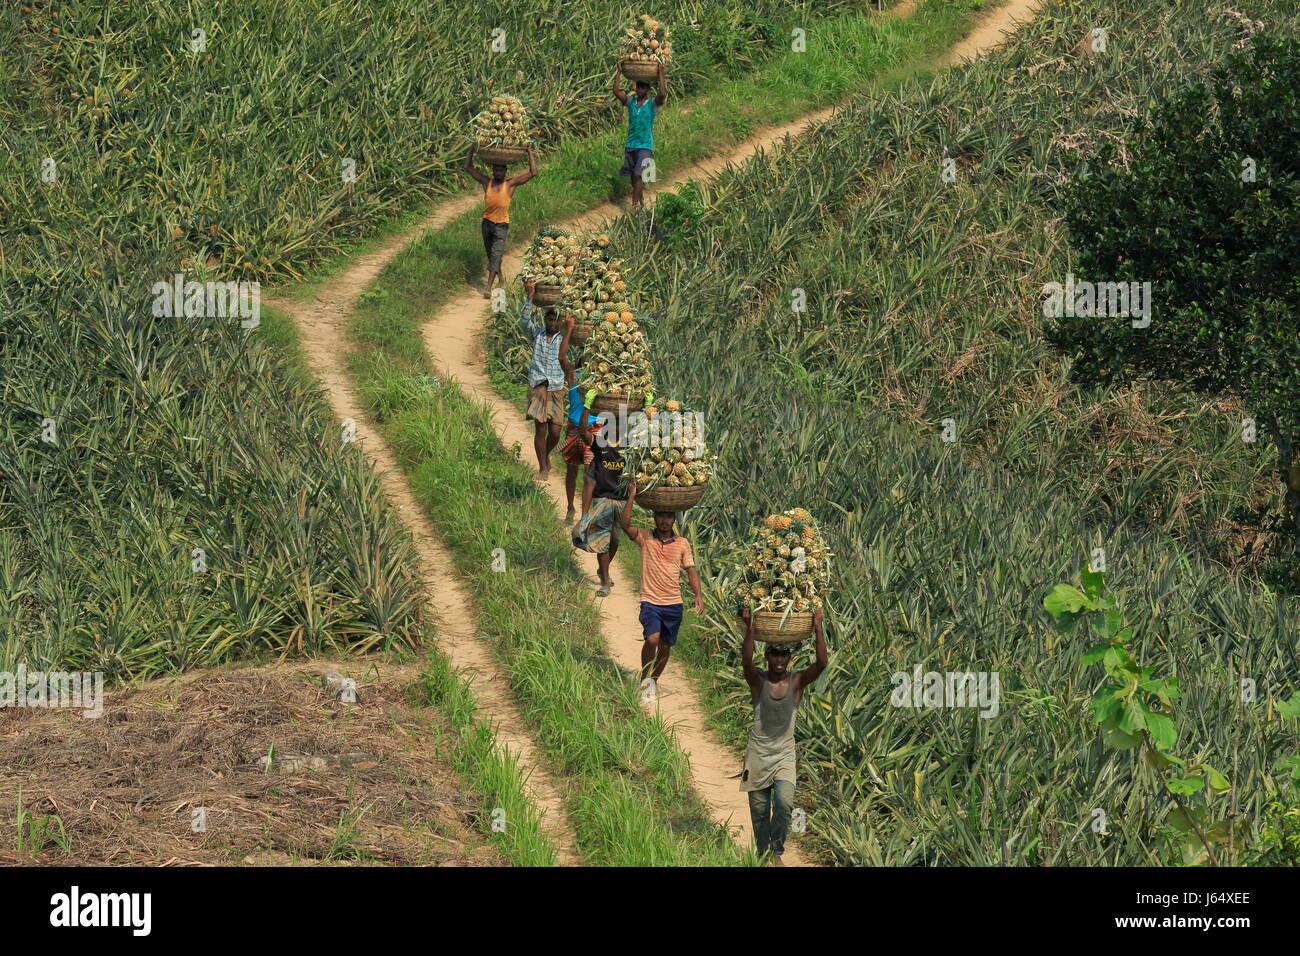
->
<box><xmin>732</xmin><ymin>509</ymin><xmax>832</xmax><ymax>613</ymax></box>
<box><xmin>619</xmin><ymin>14</ymin><xmax>673</xmax><ymax>66</ymax></box>
<box><xmin>623</xmin><ymin>398</ymin><xmax>715</xmax><ymax>493</ymax></box>
<box><xmin>521</xmin><ymin>225</ymin><xmax>586</xmax><ymax>288</ymax></box>
<box><xmin>586</xmin><ymin>304</ymin><xmax>653</xmax><ymax>396</ymax></box>
<box><xmin>563</xmin><ymin>232</ymin><xmax>625</xmax><ymax>335</ymax></box>
<box><xmin>471</xmin><ymin>94</ymin><xmax>533</xmax><ymax>149</ymax></box>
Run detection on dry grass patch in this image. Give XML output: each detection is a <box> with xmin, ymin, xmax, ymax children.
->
<box><xmin>0</xmin><ymin>661</ymin><xmax>503</xmax><ymax>867</ymax></box>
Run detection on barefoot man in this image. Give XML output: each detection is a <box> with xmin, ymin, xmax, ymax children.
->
<box><xmin>619</xmin><ymin>483</ymin><xmax>703</xmax><ymax>703</ymax></box>
<box><xmin>519</xmin><ymin>279</ymin><xmax>573</xmax><ymax>477</ymax></box>
<box><xmin>739</xmin><ymin>606</ymin><xmax>827</xmax><ymax>865</ymax></box>
<box><xmin>463</xmin><ymin>145</ymin><xmax>536</xmax><ymax>297</ymax></box>
<box><xmin>572</xmin><ymin>412</ymin><xmax>625</xmax><ymax>597</ymax></box>
<box><xmin>612</xmin><ymin>61</ymin><xmax>666</xmax><ymax>209</ymax></box>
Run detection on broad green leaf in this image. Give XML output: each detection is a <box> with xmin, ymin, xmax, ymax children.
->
<box><xmin>1146</xmin><ymin>748</ymin><xmax>1181</xmax><ymax>770</ymax></box>
<box><xmin>1102</xmin><ymin>726</ymin><xmax>1141</xmax><ymax>749</ymax></box>
<box><xmin>1202</xmin><ymin>820</ymin><xmax>1234</xmax><ymax>843</ymax></box>
<box><xmin>1182</xmin><ymin>833</ymin><xmax>1209</xmax><ymax>866</ymax></box>
<box><xmin>1202</xmin><ymin>765</ymin><xmax>1230</xmax><ymax>792</ymax></box>
<box><xmin>1081</xmin><ymin>566</ymin><xmax>1106</xmax><ymax>599</ymax></box>
<box><xmin>1118</xmin><ymin>698</ymin><xmax>1147</xmax><ymax>734</ymax></box>
<box><xmin>1167</xmin><ymin>805</ymin><xmax>1202</xmax><ymax>833</ymax></box>
<box><xmin>1167</xmin><ymin>776</ymin><xmax>1205</xmax><ymax>795</ymax></box>
<box><xmin>1044</xmin><ymin>584</ymin><xmax>1091</xmax><ymax>619</ymax></box>
<box><xmin>1145</xmin><ymin>711</ymin><xmax>1176</xmax><ymax>750</ymax></box>
<box><xmin>1081</xmin><ymin>643</ymin><xmax>1111</xmax><ymax>666</ymax></box>
<box><xmin>1277</xmin><ymin>693</ymin><xmax>1300</xmax><ymax>721</ymax></box>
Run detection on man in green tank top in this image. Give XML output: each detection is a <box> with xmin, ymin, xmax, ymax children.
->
<box><xmin>739</xmin><ymin>606</ymin><xmax>827</xmax><ymax>865</ymax></box>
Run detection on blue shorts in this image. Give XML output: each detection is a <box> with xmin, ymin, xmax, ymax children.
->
<box><xmin>640</xmin><ymin>601</ymin><xmax>683</xmax><ymax>646</ymax></box>
<box><xmin>619</xmin><ymin>147</ymin><xmax>654</xmax><ymax>180</ymax></box>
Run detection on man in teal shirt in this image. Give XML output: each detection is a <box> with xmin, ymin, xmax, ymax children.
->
<box><xmin>613</xmin><ymin>60</ymin><xmax>667</xmax><ymax>208</ymax></box>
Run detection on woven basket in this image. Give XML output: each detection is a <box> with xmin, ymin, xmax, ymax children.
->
<box><xmin>591</xmin><ymin>391</ymin><xmax>643</xmax><ymax>414</ymax></box>
<box><xmin>570</xmin><ymin>320</ymin><xmax>592</xmax><ymax>346</ymax></box>
<box><xmin>621</xmin><ymin>60</ymin><xmax>663</xmax><ymax>83</ymax></box>
<box><xmin>476</xmin><ymin>144</ymin><xmax>527</xmax><ymax>166</ymax></box>
<box><xmin>753</xmin><ymin>610</ymin><xmax>814</xmax><ymax>644</ymax></box>
<box><xmin>532</xmin><ymin>284</ymin><xmax>563</xmax><ymax>307</ymax></box>
<box><xmin>635</xmin><ymin>481</ymin><xmax>707</xmax><ymax>513</ymax></box>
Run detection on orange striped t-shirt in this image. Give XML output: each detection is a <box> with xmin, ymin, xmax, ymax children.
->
<box><xmin>637</xmin><ymin>531</ymin><xmax>695</xmax><ymax>606</ymax></box>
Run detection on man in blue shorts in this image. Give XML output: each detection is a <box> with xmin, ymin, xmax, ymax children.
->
<box><xmin>612</xmin><ymin>60</ymin><xmax>667</xmax><ymax>208</ymax></box>
<box><xmin>618</xmin><ymin>482</ymin><xmax>703</xmax><ymax>702</ymax></box>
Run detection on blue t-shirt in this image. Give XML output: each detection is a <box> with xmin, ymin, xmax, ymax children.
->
<box><xmin>627</xmin><ymin>96</ymin><xmax>656</xmax><ymax>150</ymax></box>
<box><xmin>567</xmin><ymin>370</ymin><xmax>587</xmax><ymax>427</ymax></box>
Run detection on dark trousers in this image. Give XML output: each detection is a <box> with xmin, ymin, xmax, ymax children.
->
<box><xmin>748</xmin><ymin>779</ymin><xmax>795</xmax><ymax>858</ymax></box>
<box><xmin>482</xmin><ymin>218</ymin><xmax>508</xmax><ymax>273</ymax></box>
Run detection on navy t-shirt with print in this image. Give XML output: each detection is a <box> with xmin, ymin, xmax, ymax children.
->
<box><xmin>590</xmin><ymin>442</ymin><xmax>626</xmax><ymax>500</ymax></box>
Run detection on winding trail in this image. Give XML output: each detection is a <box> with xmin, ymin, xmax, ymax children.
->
<box><xmin>416</xmin><ymin>0</ymin><xmax>1042</xmax><ymax>864</ymax></box>
<box><xmin>264</xmin><ymin>197</ymin><xmax>583</xmax><ymax>867</ymax></box>
<box><xmin>267</xmin><ymin>0</ymin><xmax>1041</xmax><ymax>867</ymax></box>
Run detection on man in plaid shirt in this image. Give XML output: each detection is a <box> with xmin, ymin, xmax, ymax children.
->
<box><xmin>520</xmin><ymin>279</ymin><xmax>573</xmax><ymax>478</ymax></box>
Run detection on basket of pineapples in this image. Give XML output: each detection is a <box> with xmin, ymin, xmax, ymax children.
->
<box><xmin>619</xmin><ymin>15</ymin><xmax>672</xmax><ymax>82</ymax></box>
<box><xmin>522</xmin><ymin>226</ymin><xmax>585</xmax><ymax>306</ymax></box>
<box><xmin>624</xmin><ymin>400</ymin><xmax>714</xmax><ymax>512</ymax></box>
<box><xmin>563</xmin><ymin>232</ymin><xmax>624</xmax><ymax>346</ymax></box>
<box><xmin>732</xmin><ymin>509</ymin><xmax>832</xmax><ymax>643</ymax></box>
<box><xmin>471</xmin><ymin>95</ymin><xmax>533</xmax><ymax>166</ymax></box>
<box><xmin>586</xmin><ymin>305</ymin><xmax>653</xmax><ymax>412</ymax></box>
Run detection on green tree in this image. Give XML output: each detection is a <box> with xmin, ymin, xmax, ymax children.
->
<box><xmin>1046</xmin><ymin>37</ymin><xmax>1300</xmax><ymax>562</ymax></box>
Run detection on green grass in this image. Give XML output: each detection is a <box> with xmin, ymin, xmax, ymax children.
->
<box><xmin>418</xmin><ymin>650</ymin><xmax>560</xmax><ymax>866</ymax></box>
<box><xmin>256</xmin><ymin>300</ymin><xmax>561</xmax><ymax>866</ymax></box>
<box><xmin>4</xmin><ymin>0</ymin><xmax>869</xmax><ymax>283</ymax></box>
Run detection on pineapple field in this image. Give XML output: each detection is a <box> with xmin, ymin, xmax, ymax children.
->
<box><xmin>2</xmin><ymin>0</ymin><xmax>1297</xmax><ymax>901</ymax></box>
<box><xmin>2</xmin><ymin>0</ymin><xmax>856</xmax><ymax>671</ymax></box>
<box><xmin>481</xmin><ymin>0</ymin><xmax>1296</xmax><ymax>865</ymax></box>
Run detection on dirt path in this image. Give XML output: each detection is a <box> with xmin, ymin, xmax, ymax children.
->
<box><xmin>263</xmin><ymin>199</ymin><xmax>582</xmax><ymax>867</ymax></box>
<box><xmin>945</xmin><ymin>0</ymin><xmax>1042</xmax><ymax>64</ymax></box>
<box><xmin>414</xmin><ymin>0</ymin><xmax>1042</xmax><ymax>866</ymax></box>
<box><xmin>267</xmin><ymin>0</ymin><xmax>1042</xmax><ymax>867</ymax></box>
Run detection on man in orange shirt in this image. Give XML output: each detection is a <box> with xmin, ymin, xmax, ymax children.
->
<box><xmin>463</xmin><ymin>145</ymin><xmax>537</xmax><ymax>297</ymax></box>
<box><xmin>619</xmin><ymin>483</ymin><xmax>704</xmax><ymax>702</ymax></box>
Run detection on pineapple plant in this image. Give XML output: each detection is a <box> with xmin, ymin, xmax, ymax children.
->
<box><xmin>731</xmin><ymin>509</ymin><xmax>831</xmax><ymax>640</ymax></box>
<box><xmin>619</xmin><ymin>15</ymin><xmax>672</xmax><ymax>81</ymax></box>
